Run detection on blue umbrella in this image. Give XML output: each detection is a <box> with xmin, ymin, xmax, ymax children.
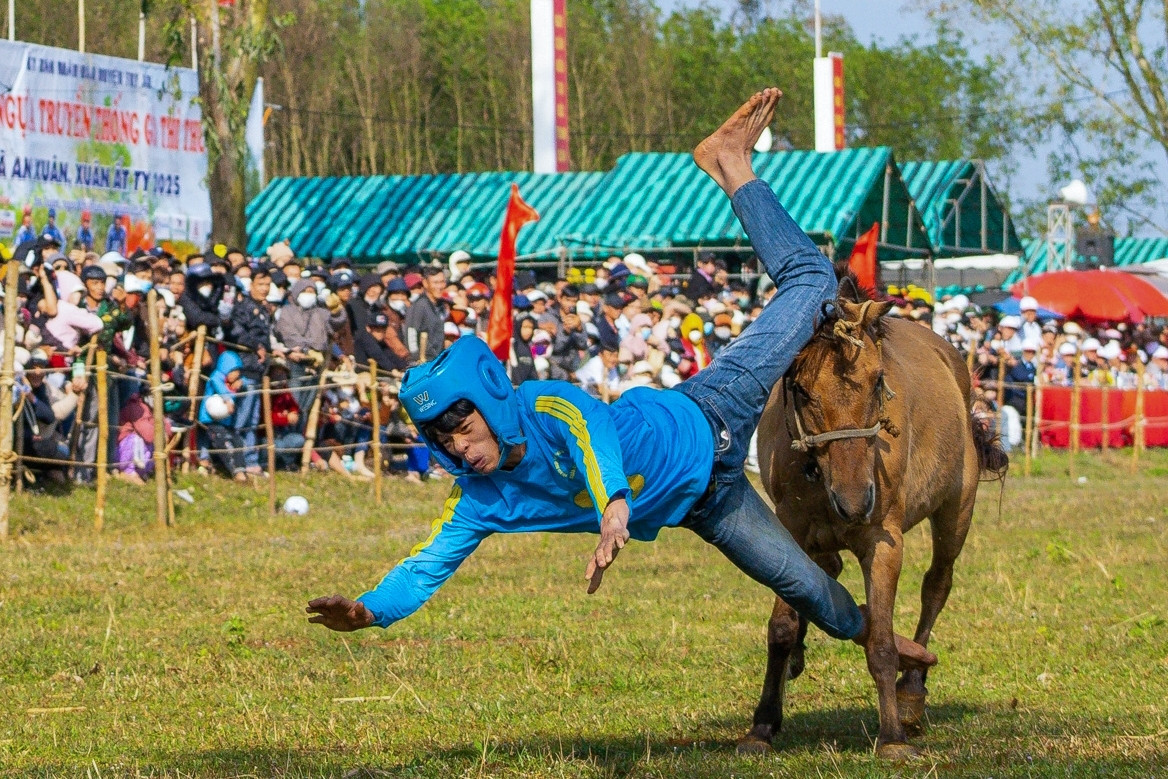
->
<box><xmin>992</xmin><ymin>297</ymin><xmax>1063</xmax><ymax>320</ymax></box>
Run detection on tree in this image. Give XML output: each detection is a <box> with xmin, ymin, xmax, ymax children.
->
<box><xmin>185</xmin><ymin>0</ymin><xmax>285</xmax><ymax>245</ymax></box>
<box><xmin>921</xmin><ymin>0</ymin><xmax>1168</xmax><ymax>232</ymax></box>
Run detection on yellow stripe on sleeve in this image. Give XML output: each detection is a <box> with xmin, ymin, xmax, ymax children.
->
<box><xmin>534</xmin><ymin>396</ymin><xmax>610</xmax><ymax>511</ymax></box>
<box><xmin>400</xmin><ymin>484</ymin><xmax>463</xmax><ymax>563</ymax></box>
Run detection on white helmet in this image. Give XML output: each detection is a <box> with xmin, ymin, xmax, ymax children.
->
<box><xmin>204</xmin><ymin>393</ymin><xmax>232</xmax><ymax>421</ymax></box>
<box><xmin>283</xmin><ymin>495</ymin><xmax>309</xmax><ymax>515</ymax></box>
<box><xmin>448</xmin><ymin>249</ymin><xmax>472</xmax><ymax>279</ymax></box>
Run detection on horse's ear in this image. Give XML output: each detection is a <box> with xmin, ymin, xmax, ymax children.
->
<box><xmin>820</xmin><ymin>299</ymin><xmax>840</xmax><ymax>325</ymax></box>
<box><xmin>836</xmin><ymin>275</ymin><xmax>861</xmax><ymax>303</ymax></box>
<box><xmin>860</xmin><ymin>300</ymin><xmax>894</xmax><ymax>330</ymax></box>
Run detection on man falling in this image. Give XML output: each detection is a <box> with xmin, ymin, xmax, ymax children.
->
<box><xmin>308</xmin><ymin>89</ymin><xmax>935</xmax><ymax>672</ymax></box>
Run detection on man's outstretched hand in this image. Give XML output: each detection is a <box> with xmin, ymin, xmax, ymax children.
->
<box><xmin>306</xmin><ymin>595</ymin><xmax>375</xmax><ymax>631</ymax></box>
<box><xmin>585</xmin><ymin>498</ymin><xmax>630</xmax><ymax>594</ymax></box>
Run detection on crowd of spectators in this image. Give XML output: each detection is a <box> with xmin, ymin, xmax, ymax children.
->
<box><xmin>3</xmin><ymin>216</ymin><xmax>1168</xmax><ymax>487</ymax></box>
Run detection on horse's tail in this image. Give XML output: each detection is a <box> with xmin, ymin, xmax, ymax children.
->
<box><xmin>972</xmin><ymin>413</ymin><xmax>1009</xmax><ymax>480</ymax></box>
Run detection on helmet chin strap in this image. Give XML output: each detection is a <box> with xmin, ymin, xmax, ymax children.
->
<box><xmin>495</xmin><ymin>423</ymin><xmax>525</xmax><ymax>471</ymax></box>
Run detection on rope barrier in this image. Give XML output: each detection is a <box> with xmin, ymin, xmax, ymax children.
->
<box><xmin>16</xmin><ymin>439</ymin><xmax>428</xmax><ymax>467</ymax></box>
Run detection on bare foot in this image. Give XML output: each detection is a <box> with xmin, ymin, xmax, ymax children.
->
<box><xmin>893</xmin><ymin>633</ymin><xmax>937</xmax><ymax>671</ymax></box>
<box><xmin>693</xmin><ymin>87</ymin><xmax>782</xmax><ymax>196</ymax></box>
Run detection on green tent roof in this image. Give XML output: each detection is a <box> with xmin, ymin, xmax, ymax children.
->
<box><xmin>246</xmin><ymin>171</ymin><xmax>606</xmax><ymax>262</ymax></box>
<box><xmin>900</xmin><ymin>160</ymin><xmax>1022</xmax><ymax>257</ymax></box>
<box><xmin>559</xmin><ymin>148</ymin><xmax>931</xmax><ymax>262</ymax></box>
<box><xmin>246</xmin><ymin>148</ymin><xmax>936</xmax><ymax>263</ymax></box>
<box><xmin>1005</xmin><ymin>237</ymin><xmax>1168</xmax><ymax>285</ymax></box>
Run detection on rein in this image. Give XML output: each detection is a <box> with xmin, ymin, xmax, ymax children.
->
<box><xmin>786</xmin><ymin>312</ymin><xmax>900</xmax><ymax>453</ymax></box>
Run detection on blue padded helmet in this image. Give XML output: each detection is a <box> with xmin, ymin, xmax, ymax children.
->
<box><xmin>401</xmin><ymin>336</ymin><xmax>525</xmax><ymax>475</ymax></box>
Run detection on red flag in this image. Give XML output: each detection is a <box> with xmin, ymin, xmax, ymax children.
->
<box><xmin>848</xmin><ymin>222</ymin><xmax>879</xmax><ymax>294</ymax></box>
<box><xmin>487</xmin><ymin>184</ymin><xmax>540</xmax><ymax>360</ymax></box>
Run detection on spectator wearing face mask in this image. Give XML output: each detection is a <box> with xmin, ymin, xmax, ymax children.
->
<box><xmin>275</xmin><ymin>278</ymin><xmax>347</xmax><ymax>431</ymax></box>
<box><xmin>350</xmin><ymin>273</ymin><xmax>385</xmax><ymax>334</ymax></box>
<box><xmin>677</xmin><ymin>313</ymin><xmax>712</xmax><ymax>377</ymax></box>
<box><xmin>326</xmin><ymin>271</ymin><xmax>357</xmax><ymax>357</ymax></box>
<box><xmin>1004</xmin><ymin>339</ymin><xmax>1041</xmax><ymax>417</ymax></box>
<box><xmin>708</xmin><ymin>312</ymin><xmax>736</xmax><ymax>357</ymax></box>
<box><xmin>44</xmin><ymin>268</ymin><xmax>103</xmax><ymax>351</ymax></box>
<box><xmin>378</xmin><ymin>278</ymin><xmax>413</xmax><ymax>364</ymax></box>
<box><xmin>178</xmin><ymin>262</ymin><xmax>226</xmax><ymax>335</ymax></box>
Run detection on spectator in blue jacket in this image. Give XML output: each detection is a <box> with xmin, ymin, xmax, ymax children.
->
<box><xmin>106</xmin><ymin>214</ymin><xmax>128</xmax><ymax>255</ymax></box>
<box><xmin>40</xmin><ymin>208</ymin><xmax>66</xmax><ymax>247</ymax></box>
<box><xmin>198</xmin><ymin>350</ymin><xmax>248</xmax><ymax>482</ymax></box>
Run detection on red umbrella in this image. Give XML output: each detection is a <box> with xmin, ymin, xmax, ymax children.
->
<box><xmin>1012</xmin><ymin>269</ymin><xmax>1168</xmax><ymax>323</ymax></box>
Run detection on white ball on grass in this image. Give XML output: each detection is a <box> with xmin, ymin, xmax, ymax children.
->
<box><xmin>283</xmin><ymin>495</ymin><xmax>309</xmax><ymax>515</ymax></box>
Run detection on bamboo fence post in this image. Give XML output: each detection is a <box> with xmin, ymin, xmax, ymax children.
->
<box><xmin>300</xmin><ymin>369</ymin><xmax>330</xmax><ymax>473</ymax></box>
<box><xmin>148</xmin><ymin>291</ymin><xmax>170</xmax><ymax>527</ymax></box>
<box><xmin>1069</xmin><ymin>351</ymin><xmax>1081</xmax><ymax>480</ymax></box>
<box><xmin>418</xmin><ymin>332</ymin><xmax>429</xmax><ymax>364</ymax></box>
<box><xmin>369</xmin><ymin>360</ymin><xmax>382</xmax><ymax>505</ymax></box>
<box><xmin>182</xmin><ymin>325</ymin><xmax>207</xmax><ymax>473</ymax></box>
<box><xmin>966</xmin><ymin>333</ymin><xmax>978</xmax><ymax>375</ymax></box>
<box><xmin>995</xmin><ymin>351</ymin><xmax>1007</xmax><ymax>441</ymax></box>
<box><xmin>65</xmin><ymin>339</ymin><xmax>97</xmax><ymax>478</ymax></box>
<box><xmin>94</xmin><ymin>350</ymin><xmax>109</xmax><ymax>532</ymax></box>
<box><xmin>13</xmin><ymin>395</ymin><xmax>25</xmax><ymax>495</ymax></box>
<box><xmin>1023</xmin><ymin>383</ymin><xmax>1034</xmax><ymax>478</ymax></box>
<box><xmin>1100</xmin><ymin>385</ymin><xmax>1110</xmax><ymax>453</ymax></box>
<box><xmin>1133</xmin><ymin>360</ymin><xmax>1146</xmax><ymax>471</ymax></box>
<box><xmin>0</xmin><ymin>258</ymin><xmax>18</xmax><ymax>539</ymax></box>
<box><xmin>262</xmin><ymin>375</ymin><xmax>277</xmax><ymax>515</ymax></box>
<box><xmin>1034</xmin><ymin>375</ymin><xmax>1045</xmax><ymax>461</ymax></box>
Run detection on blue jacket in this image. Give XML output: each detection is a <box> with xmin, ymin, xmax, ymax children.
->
<box><xmin>40</xmin><ymin>223</ymin><xmax>65</xmax><ymax>246</ymax></box>
<box><xmin>197</xmin><ymin>350</ymin><xmax>242</xmax><ymax>425</ymax></box>
<box><xmin>106</xmin><ymin>224</ymin><xmax>127</xmax><ymax>254</ymax></box>
<box><xmin>358</xmin><ymin>381</ymin><xmax>715</xmax><ymax>628</ymax></box>
<box><xmin>15</xmin><ymin>224</ymin><xmax>37</xmax><ymax>245</ymax></box>
<box><xmin>1005</xmin><ymin>358</ymin><xmax>1038</xmax><ymax>407</ymax></box>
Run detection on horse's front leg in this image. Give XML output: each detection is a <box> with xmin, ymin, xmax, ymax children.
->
<box><xmin>737</xmin><ymin>596</ymin><xmax>801</xmax><ymax>753</ymax></box>
<box><xmin>859</xmin><ymin>519</ymin><xmax>918</xmax><ymax>759</ymax></box>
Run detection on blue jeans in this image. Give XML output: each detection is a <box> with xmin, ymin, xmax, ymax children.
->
<box><xmin>234</xmin><ymin>378</ymin><xmax>262</xmax><ymax>468</ymax></box>
<box><xmin>676</xmin><ymin>178</ymin><xmax>862</xmax><ymax>640</ymax></box>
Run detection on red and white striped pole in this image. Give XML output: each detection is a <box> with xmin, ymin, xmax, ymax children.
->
<box><xmin>531</xmin><ymin>0</ymin><xmax>569</xmax><ymax>173</ymax></box>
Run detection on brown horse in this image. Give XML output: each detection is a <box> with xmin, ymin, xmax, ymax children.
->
<box><xmin>740</xmin><ymin>279</ymin><xmax>1007</xmax><ymax>759</ymax></box>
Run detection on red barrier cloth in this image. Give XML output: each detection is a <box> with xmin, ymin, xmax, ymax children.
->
<box><xmin>1039</xmin><ymin>386</ymin><xmax>1168</xmax><ymax>447</ymax></box>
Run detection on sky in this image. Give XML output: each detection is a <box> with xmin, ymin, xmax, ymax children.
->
<box><xmin>654</xmin><ymin>0</ymin><xmax>1166</xmax><ymax>237</ymax></box>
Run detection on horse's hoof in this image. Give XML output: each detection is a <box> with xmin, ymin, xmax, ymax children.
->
<box><xmin>897</xmin><ymin>689</ymin><xmax>927</xmax><ymax>732</ymax></box>
<box><xmin>875</xmin><ymin>742</ymin><xmax>922</xmax><ymax>761</ymax></box>
<box><xmin>736</xmin><ymin>736</ymin><xmax>772</xmax><ymax>755</ymax></box>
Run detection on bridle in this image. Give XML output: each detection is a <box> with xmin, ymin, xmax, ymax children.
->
<box><xmin>785</xmin><ymin>301</ymin><xmax>901</xmax><ymax>453</ymax></box>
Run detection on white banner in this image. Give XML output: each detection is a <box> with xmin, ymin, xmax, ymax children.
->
<box><xmin>0</xmin><ymin>39</ymin><xmax>211</xmax><ymax>250</ymax></box>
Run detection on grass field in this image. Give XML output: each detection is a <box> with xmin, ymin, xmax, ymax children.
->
<box><xmin>2</xmin><ymin>450</ymin><xmax>1167</xmax><ymax>778</ymax></box>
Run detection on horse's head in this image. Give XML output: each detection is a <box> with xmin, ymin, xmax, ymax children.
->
<box><xmin>787</xmin><ymin>278</ymin><xmax>895</xmax><ymax>525</ymax></box>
